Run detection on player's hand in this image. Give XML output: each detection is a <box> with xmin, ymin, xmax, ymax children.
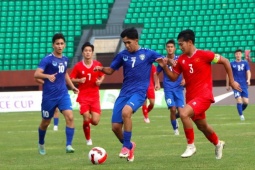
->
<box><xmin>94</xmin><ymin>66</ymin><xmax>103</xmax><ymax>71</ymax></box>
<box><xmin>180</xmin><ymin>79</ymin><xmax>185</xmax><ymax>86</ymax></box>
<box><xmin>72</xmin><ymin>87</ymin><xmax>79</xmax><ymax>94</ymax></box>
<box><xmin>156</xmin><ymin>58</ymin><xmax>167</xmax><ymax>67</ymax></box>
<box><xmin>48</xmin><ymin>73</ymin><xmax>57</xmax><ymax>82</ymax></box>
<box><xmin>230</xmin><ymin>81</ymin><xmax>242</xmax><ymax>92</ymax></box>
<box><xmin>96</xmin><ymin>78</ymin><xmax>102</xmax><ymax>86</ymax></box>
<box><xmin>226</xmin><ymin>86</ymin><xmax>231</xmax><ymax>91</ymax></box>
<box><xmin>167</xmin><ymin>59</ymin><xmax>177</xmax><ymax>67</ymax></box>
<box><xmin>247</xmin><ymin>79</ymin><xmax>251</xmax><ymax>86</ymax></box>
<box><xmin>79</xmin><ymin>77</ymin><xmax>86</xmax><ymax>83</ymax></box>
<box><xmin>155</xmin><ymin>84</ymin><xmax>160</xmax><ymax>91</ymax></box>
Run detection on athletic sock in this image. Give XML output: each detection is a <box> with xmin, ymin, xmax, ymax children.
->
<box><xmin>184</xmin><ymin>128</ymin><xmax>194</xmax><ymax>144</ymax></box>
<box><xmin>83</xmin><ymin>121</ymin><xmax>90</xmax><ymax>140</ymax></box>
<box><xmin>171</xmin><ymin>119</ymin><xmax>178</xmax><ymax>130</ymax></box>
<box><xmin>38</xmin><ymin>128</ymin><xmax>46</xmax><ymax>145</ymax></box>
<box><xmin>205</xmin><ymin>132</ymin><xmax>219</xmax><ymax>145</ymax></box>
<box><xmin>123</xmin><ymin>131</ymin><xmax>132</xmax><ymax>149</ymax></box>
<box><xmin>242</xmin><ymin>104</ymin><xmax>248</xmax><ymax>111</ymax></box>
<box><xmin>147</xmin><ymin>104</ymin><xmax>154</xmax><ymax>113</ymax></box>
<box><xmin>65</xmin><ymin>126</ymin><xmax>75</xmax><ymax>146</ymax></box>
<box><xmin>142</xmin><ymin>105</ymin><xmax>148</xmax><ymax>118</ymax></box>
<box><xmin>54</xmin><ymin>117</ymin><xmax>59</xmax><ymax>126</ymax></box>
<box><xmin>237</xmin><ymin>103</ymin><xmax>243</xmax><ymax>116</ymax></box>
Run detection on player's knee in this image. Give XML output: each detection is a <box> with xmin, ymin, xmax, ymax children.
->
<box><xmin>91</xmin><ymin>119</ymin><xmax>99</xmax><ymax>126</ymax></box>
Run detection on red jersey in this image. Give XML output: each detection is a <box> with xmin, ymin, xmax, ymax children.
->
<box><xmin>70</xmin><ymin>60</ymin><xmax>104</xmax><ymax>102</ymax></box>
<box><xmin>148</xmin><ymin>65</ymin><xmax>157</xmax><ymax>90</ymax></box>
<box><xmin>173</xmin><ymin>50</ymin><xmax>215</xmax><ymax>103</ymax></box>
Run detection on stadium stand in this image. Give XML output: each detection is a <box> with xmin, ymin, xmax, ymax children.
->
<box><xmin>125</xmin><ymin>0</ymin><xmax>255</xmax><ymax>60</ymax></box>
<box><xmin>0</xmin><ymin>0</ymin><xmax>114</xmax><ymax>70</ymax></box>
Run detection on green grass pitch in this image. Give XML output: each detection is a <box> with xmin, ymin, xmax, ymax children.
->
<box><xmin>0</xmin><ymin>105</ymin><xmax>255</xmax><ymax>170</ymax></box>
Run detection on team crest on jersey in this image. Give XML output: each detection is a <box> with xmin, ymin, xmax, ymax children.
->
<box><xmin>64</xmin><ymin>61</ymin><xmax>67</xmax><ymax>66</ymax></box>
<box><xmin>139</xmin><ymin>54</ymin><xmax>145</xmax><ymax>60</ymax></box>
<box><xmin>182</xmin><ymin>60</ymin><xmax>185</xmax><ymax>64</ymax></box>
<box><xmin>233</xmin><ymin>65</ymin><xmax>236</xmax><ymax>68</ymax></box>
<box><xmin>195</xmin><ymin>58</ymin><xmax>200</xmax><ymax>62</ymax></box>
<box><xmin>82</xmin><ymin>71</ymin><xmax>85</xmax><ymax>74</ymax></box>
<box><xmin>52</xmin><ymin>61</ymin><xmax>57</xmax><ymax>66</ymax></box>
<box><xmin>123</xmin><ymin>55</ymin><xmax>128</xmax><ymax>61</ymax></box>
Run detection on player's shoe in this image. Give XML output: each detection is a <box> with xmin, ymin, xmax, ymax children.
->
<box><xmin>53</xmin><ymin>126</ymin><xmax>58</xmax><ymax>131</ymax></box>
<box><xmin>127</xmin><ymin>142</ymin><xmax>136</xmax><ymax>162</ymax></box>
<box><xmin>215</xmin><ymin>140</ymin><xmax>225</xmax><ymax>159</ymax></box>
<box><xmin>66</xmin><ymin>145</ymin><xmax>75</xmax><ymax>153</ymax></box>
<box><xmin>144</xmin><ymin>118</ymin><xmax>150</xmax><ymax>123</ymax></box>
<box><xmin>181</xmin><ymin>144</ymin><xmax>196</xmax><ymax>158</ymax></box>
<box><xmin>119</xmin><ymin>147</ymin><xmax>129</xmax><ymax>158</ymax></box>
<box><xmin>174</xmin><ymin>129</ymin><xmax>180</xmax><ymax>135</ymax></box>
<box><xmin>86</xmin><ymin>139</ymin><xmax>93</xmax><ymax>145</ymax></box>
<box><xmin>38</xmin><ymin>144</ymin><xmax>46</xmax><ymax>155</ymax></box>
<box><xmin>240</xmin><ymin>115</ymin><xmax>245</xmax><ymax>121</ymax></box>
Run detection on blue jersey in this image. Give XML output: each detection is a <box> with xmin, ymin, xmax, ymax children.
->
<box><xmin>110</xmin><ymin>47</ymin><xmax>162</xmax><ymax>97</ymax></box>
<box><xmin>38</xmin><ymin>53</ymin><xmax>69</xmax><ymax>100</ymax></box>
<box><xmin>157</xmin><ymin>55</ymin><xmax>184</xmax><ymax>91</ymax></box>
<box><xmin>231</xmin><ymin>60</ymin><xmax>250</xmax><ymax>89</ymax></box>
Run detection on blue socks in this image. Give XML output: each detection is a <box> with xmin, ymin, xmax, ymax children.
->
<box><xmin>66</xmin><ymin>126</ymin><xmax>75</xmax><ymax>146</ymax></box>
<box><xmin>38</xmin><ymin>128</ymin><xmax>46</xmax><ymax>145</ymax></box>
<box><xmin>54</xmin><ymin>118</ymin><xmax>59</xmax><ymax>126</ymax></box>
<box><xmin>123</xmin><ymin>131</ymin><xmax>132</xmax><ymax>149</ymax></box>
<box><xmin>171</xmin><ymin>120</ymin><xmax>178</xmax><ymax>130</ymax></box>
<box><xmin>237</xmin><ymin>103</ymin><xmax>243</xmax><ymax>116</ymax></box>
<box><xmin>242</xmin><ymin>104</ymin><xmax>248</xmax><ymax>111</ymax></box>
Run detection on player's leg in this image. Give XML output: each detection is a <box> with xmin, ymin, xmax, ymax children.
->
<box><xmin>82</xmin><ymin>111</ymin><xmax>92</xmax><ymax>145</ymax></box>
<box><xmin>234</xmin><ymin>90</ymin><xmax>245</xmax><ymax>120</ymax></box>
<box><xmin>142</xmin><ymin>99</ymin><xmax>149</xmax><ymax>122</ymax></box>
<box><xmin>59</xmin><ymin>94</ymin><xmax>75</xmax><ymax>153</ymax></box>
<box><xmin>53</xmin><ymin>108</ymin><xmax>59</xmax><ymax>131</ymax></box>
<box><xmin>174</xmin><ymin>90</ymin><xmax>185</xmax><ymax>135</ymax></box>
<box><xmin>241</xmin><ymin>88</ymin><xmax>249</xmax><ymax>112</ymax></box>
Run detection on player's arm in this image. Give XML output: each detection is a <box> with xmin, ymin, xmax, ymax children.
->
<box><xmin>96</xmin><ymin>75</ymin><xmax>105</xmax><ymax>86</ymax></box>
<box><xmin>225</xmin><ymin>74</ymin><xmax>231</xmax><ymax>91</ymax></box>
<box><xmin>215</xmin><ymin>55</ymin><xmax>242</xmax><ymax>92</ymax></box>
<box><xmin>35</xmin><ymin>78</ymin><xmax>44</xmax><ymax>84</ymax></box>
<box><xmin>154</xmin><ymin>72</ymin><xmax>161</xmax><ymax>91</ymax></box>
<box><xmin>34</xmin><ymin>68</ymin><xmax>57</xmax><ymax>82</ymax></box>
<box><xmin>156</xmin><ymin>58</ymin><xmax>179</xmax><ymax>81</ymax></box>
<box><xmin>94</xmin><ymin>66</ymin><xmax>115</xmax><ymax>75</ymax></box>
<box><xmin>71</xmin><ymin>77</ymin><xmax>86</xmax><ymax>84</ymax></box>
<box><xmin>65</xmin><ymin>72</ymin><xmax>79</xmax><ymax>94</ymax></box>
<box><xmin>246</xmin><ymin>70</ymin><xmax>251</xmax><ymax>86</ymax></box>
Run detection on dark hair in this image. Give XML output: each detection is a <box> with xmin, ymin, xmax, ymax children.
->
<box><xmin>81</xmin><ymin>42</ymin><xmax>94</xmax><ymax>52</ymax></box>
<box><xmin>235</xmin><ymin>49</ymin><xmax>242</xmax><ymax>53</ymax></box>
<box><xmin>177</xmin><ymin>29</ymin><xmax>195</xmax><ymax>44</ymax></box>
<box><xmin>166</xmin><ymin>39</ymin><xmax>175</xmax><ymax>46</ymax></box>
<box><xmin>52</xmin><ymin>33</ymin><xmax>65</xmax><ymax>43</ymax></box>
<box><xmin>120</xmin><ymin>27</ymin><xmax>138</xmax><ymax>39</ymax></box>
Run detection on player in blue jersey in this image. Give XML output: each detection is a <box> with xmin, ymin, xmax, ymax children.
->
<box><xmin>34</xmin><ymin>33</ymin><xmax>79</xmax><ymax>155</ymax></box>
<box><xmin>226</xmin><ymin>49</ymin><xmax>251</xmax><ymax>121</ymax></box>
<box><xmin>157</xmin><ymin>40</ymin><xmax>185</xmax><ymax>135</ymax></box>
<box><xmin>94</xmin><ymin>27</ymin><xmax>162</xmax><ymax>162</ymax></box>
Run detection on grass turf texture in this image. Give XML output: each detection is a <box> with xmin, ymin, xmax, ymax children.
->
<box><xmin>0</xmin><ymin>105</ymin><xmax>255</xmax><ymax>170</ymax></box>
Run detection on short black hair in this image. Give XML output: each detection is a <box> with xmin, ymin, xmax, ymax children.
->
<box><xmin>81</xmin><ymin>42</ymin><xmax>94</xmax><ymax>52</ymax></box>
<box><xmin>166</xmin><ymin>39</ymin><xmax>175</xmax><ymax>46</ymax></box>
<box><xmin>120</xmin><ymin>27</ymin><xmax>138</xmax><ymax>39</ymax></box>
<box><xmin>52</xmin><ymin>33</ymin><xmax>65</xmax><ymax>43</ymax></box>
<box><xmin>235</xmin><ymin>49</ymin><xmax>242</xmax><ymax>53</ymax></box>
<box><xmin>177</xmin><ymin>29</ymin><xmax>195</xmax><ymax>44</ymax></box>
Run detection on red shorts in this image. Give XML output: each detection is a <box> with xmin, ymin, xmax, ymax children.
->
<box><xmin>187</xmin><ymin>97</ymin><xmax>212</xmax><ymax>121</ymax></box>
<box><xmin>146</xmin><ymin>88</ymin><xmax>155</xmax><ymax>99</ymax></box>
<box><xmin>79</xmin><ymin>99</ymin><xmax>101</xmax><ymax>115</ymax></box>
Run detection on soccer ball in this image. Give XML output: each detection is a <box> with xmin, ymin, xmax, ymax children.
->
<box><xmin>88</xmin><ymin>147</ymin><xmax>107</xmax><ymax>164</ymax></box>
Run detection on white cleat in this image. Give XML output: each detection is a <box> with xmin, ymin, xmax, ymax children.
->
<box><xmin>240</xmin><ymin>115</ymin><xmax>245</xmax><ymax>121</ymax></box>
<box><xmin>53</xmin><ymin>126</ymin><xmax>58</xmax><ymax>131</ymax></box>
<box><xmin>86</xmin><ymin>139</ymin><xmax>93</xmax><ymax>146</ymax></box>
<box><xmin>144</xmin><ymin>118</ymin><xmax>150</xmax><ymax>123</ymax></box>
<box><xmin>181</xmin><ymin>145</ymin><xmax>196</xmax><ymax>158</ymax></box>
<box><xmin>174</xmin><ymin>129</ymin><xmax>180</xmax><ymax>135</ymax></box>
<box><xmin>215</xmin><ymin>140</ymin><xmax>225</xmax><ymax>159</ymax></box>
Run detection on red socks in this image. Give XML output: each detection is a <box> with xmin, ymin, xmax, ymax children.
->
<box><xmin>83</xmin><ymin>121</ymin><xmax>90</xmax><ymax>140</ymax></box>
<box><xmin>206</xmin><ymin>132</ymin><xmax>219</xmax><ymax>145</ymax></box>
<box><xmin>184</xmin><ymin>128</ymin><xmax>194</xmax><ymax>144</ymax></box>
<box><xmin>142</xmin><ymin>105</ymin><xmax>148</xmax><ymax>118</ymax></box>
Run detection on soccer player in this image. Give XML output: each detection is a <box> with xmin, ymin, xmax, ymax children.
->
<box><xmin>156</xmin><ymin>29</ymin><xmax>242</xmax><ymax>159</ymax></box>
<box><xmin>35</xmin><ymin>78</ymin><xmax>60</xmax><ymax>131</ymax></box>
<box><xmin>34</xmin><ymin>33</ymin><xmax>79</xmax><ymax>155</ymax></box>
<box><xmin>94</xmin><ymin>27</ymin><xmax>162</xmax><ymax>162</ymax></box>
<box><xmin>70</xmin><ymin>42</ymin><xmax>105</xmax><ymax>146</ymax></box>
<box><xmin>157</xmin><ymin>39</ymin><xmax>185</xmax><ymax>135</ymax></box>
<box><xmin>142</xmin><ymin>64</ymin><xmax>159</xmax><ymax>123</ymax></box>
<box><xmin>226</xmin><ymin>49</ymin><xmax>251</xmax><ymax>121</ymax></box>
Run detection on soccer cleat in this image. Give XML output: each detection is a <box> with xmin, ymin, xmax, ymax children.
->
<box><xmin>38</xmin><ymin>144</ymin><xmax>46</xmax><ymax>155</ymax></box>
<box><xmin>181</xmin><ymin>145</ymin><xmax>196</xmax><ymax>158</ymax></box>
<box><xmin>66</xmin><ymin>145</ymin><xmax>75</xmax><ymax>153</ymax></box>
<box><xmin>240</xmin><ymin>115</ymin><xmax>245</xmax><ymax>121</ymax></box>
<box><xmin>127</xmin><ymin>142</ymin><xmax>136</xmax><ymax>162</ymax></box>
<box><xmin>144</xmin><ymin>118</ymin><xmax>150</xmax><ymax>123</ymax></box>
<box><xmin>119</xmin><ymin>147</ymin><xmax>129</xmax><ymax>158</ymax></box>
<box><xmin>174</xmin><ymin>129</ymin><xmax>180</xmax><ymax>135</ymax></box>
<box><xmin>86</xmin><ymin>139</ymin><xmax>93</xmax><ymax>146</ymax></box>
<box><xmin>53</xmin><ymin>126</ymin><xmax>58</xmax><ymax>131</ymax></box>
<box><xmin>215</xmin><ymin>140</ymin><xmax>225</xmax><ymax>159</ymax></box>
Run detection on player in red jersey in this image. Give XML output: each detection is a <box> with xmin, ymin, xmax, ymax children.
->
<box><xmin>70</xmin><ymin>42</ymin><xmax>105</xmax><ymax>146</ymax></box>
<box><xmin>142</xmin><ymin>65</ymin><xmax>159</xmax><ymax>123</ymax></box>
<box><xmin>157</xmin><ymin>29</ymin><xmax>241</xmax><ymax>159</ymax></box>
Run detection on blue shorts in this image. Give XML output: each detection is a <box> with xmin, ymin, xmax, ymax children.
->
<box><xmin>164</xmin><ymin>90</ymin><xmax>184</xmax><ymax>108</ymax></box>
<box><xmin>41</xmin><ymin>93</ymin><xmax>73</xmax><ymax>119</ymax></box>
<box><xmin>111</xmin><ymin>93</ymin><xmax>146</xmax><ymax>123</ymax></box>
<box><xmin>233</xmin><ymin>88</ymin><xmax>248</xmax><ymax>98</ymax></box>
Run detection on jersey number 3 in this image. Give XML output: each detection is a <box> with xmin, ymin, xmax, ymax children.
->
<box><xmin>188</xmin><ymin>64</ymin><xmax>194</xmax><ymax>73</ymax></box>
